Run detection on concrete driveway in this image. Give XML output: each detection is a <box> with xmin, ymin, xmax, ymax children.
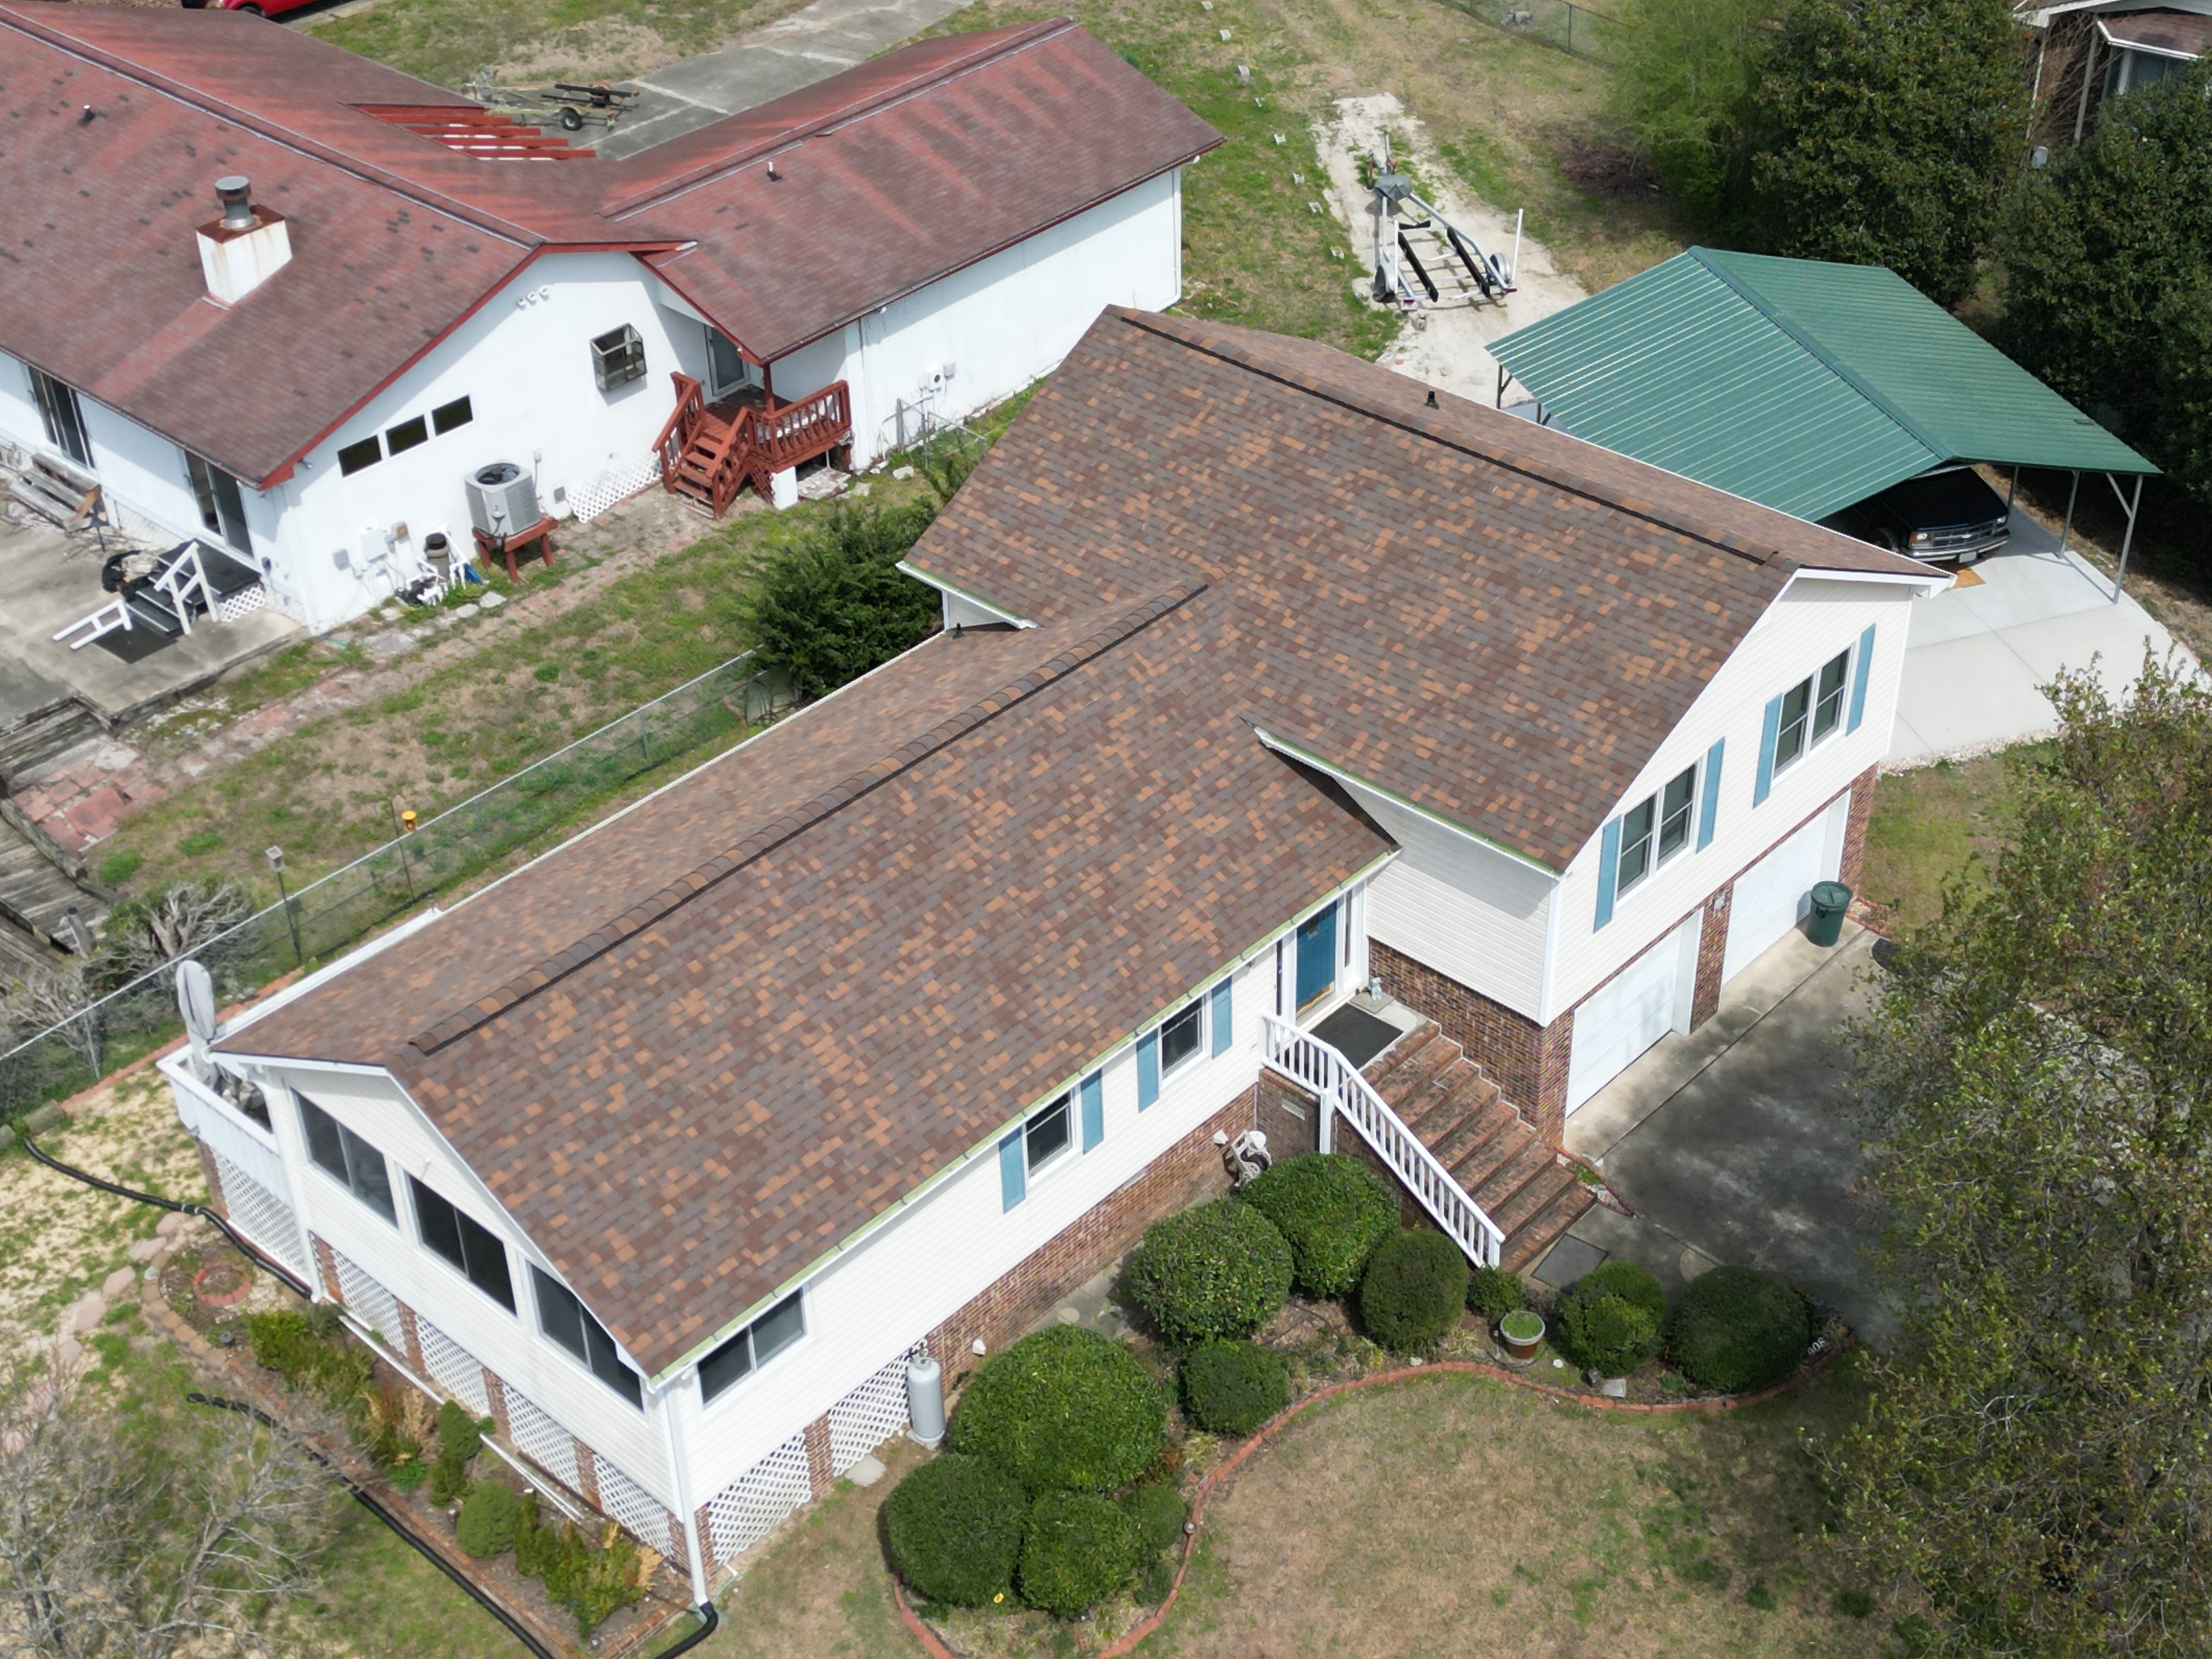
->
<box><xmin>1563</xmin><ymin>923</ymin><xmax>1895</xmax><ymax>1346</ymax></box>
<box><xmin>1889</xmin><ymin>509</ymin><xmax>2199</xmax><ymax>763</ymax></box>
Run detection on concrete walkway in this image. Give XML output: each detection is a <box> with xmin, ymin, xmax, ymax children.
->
<box><xmin>1561</xmin><ymin>923</ymin><xmax>1894</xmax><ymax>1346</ymax></box>
<box><xmin>596</xmin><ymin>0</ymin><xmax>978</xmax><ymax>159</ymax></box>
<box><xmin>1888</xmin><ymin>509</ymin><xmax>2198</xmax><ymax>763</ymax></box>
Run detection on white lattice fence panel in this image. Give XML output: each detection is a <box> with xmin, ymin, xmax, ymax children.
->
<box><xmin>827</xmin><ymin>1358</ymin><xmax>911</xmax><ymax>1471</ymax></box>
<box><xmin>571</xmin><ymin>454</ymin><xmax>662</xmax><ymax>523</ymax></box>
<box><xmin>212</xmin><ymin>1153</ymin><xmax>308</xmax><ymax>1280</ymax></box>
<box><xmin>504</xmin><ymin>1387</ymin><xmax>583</xmax><ymax>1494</ymax></box>
<box><xmin>215</xmin><ymin>583</ymin><xmax>268</xmax><ymax>623</ymax></box>
<box><xmin>702</xmin><ymin>1433</ymin><xmax>811</xmax><ymax>1566</ymax></box>
<box><xmin>596</xmin><ymin>1458</ymin><xmax>677</xmax><ymax>1556</ymax></box>
<box><xmin>413</xmin><ymin>1316</ymin><xmax>490</xmax><ymax>1415</ymax></box>
<box><xmin>329</xmin><ymin>1248</ymin><xmax>405</xmax><ymax>1350</ymax></box>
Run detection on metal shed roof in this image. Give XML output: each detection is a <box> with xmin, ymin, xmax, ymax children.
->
<box><xmin>1489</xmin><ymin>248</ymin><xmax>2157</xmax><ymax>523</ymax></box>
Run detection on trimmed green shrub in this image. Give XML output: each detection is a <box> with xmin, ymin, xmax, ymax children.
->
<box><xmin>514</xmin><ymin>1494</ymin><xmax>558</xmax><ymax>1580</ymax></box>
<box><xmin>388</xmin><ymin>1458</ymin><xmax>429</xmax><ymax>1492</ymax></box>
<box><xmin>1467</xmin><ymin>1265</ymin><xmax>1528</xmax><ymax>1322</ymax></box>
<box><xmin>1572</xmin><ymin>1260</ymin><xmax>1667</xmax><ymax>1324</ymax></box>
<box><xmin>1019</xmin><ymin>1493</ymin><xmax>1141</xmax><ymax>1618</ymax></box>
<box><xmin>1125</xmin><ymin>1200</ymin><xmax>1293</xmax><ymax>1346</ymax></box>
<box><xmin>1357</xmin><ymin>1230</ymin><xmax>1469</xmax><ymax>1351</ymax></box>
<box><xmin>436</xmin><ymin>1401</ymin><xmax>489</xmax><ymax>1461</ymax></box>
<box><xmin>1667</xmin><ymin>1265</ymin><xmax>1810</xmax><ymax>1393</ymax></box>
<box><xmin>1119</xmin><ymin>1483</ymin><xmax>1188</xmax><ymax>1556</ymax></box>
<box><xmin>1238</xmin><ymin>1154</ymin><xmax>1399</xmax><ymax>1297</ymax></box>
<box><xmin>883</xmin><ymin>1455</ymin><xmax>1029</xmax><ymax>1606</ymax></box>
<box><xmin>947</xmin><ymin>1326</ymin><xmax>1166</xmax><ymax>1493</ymax></box>
<box><xmin>245</xmin><ymin>1309</ymin><xmax>374</xmax><ymax>1404</ymax></box>
<box><xmin>543</xmin><ymin>1525</ymin><xmax>647</xmax><ymax>1639</ymax></box>
<box><xmin>1561</xmin><ymin>1293</ymin><xmax>1662</xmax><ymax>1378</ymax></box>
<box><xmin>456</xmin><ymin>1481</ymin><xmax>521</xmax><ymax>1558</ymax></box>
<box><xmin>1180</xmin><ymin>1340</ymin><xmax>1290</xmax><ymax>1437</ymax></box>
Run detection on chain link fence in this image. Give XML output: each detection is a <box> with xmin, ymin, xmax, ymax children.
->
<box><xmin>1</xmin><ymin>651</ymin><xmax>783</xmax><ymax>1122</ymax></box>
<box><xmin>1449</xmin><ymin>0</ymin><xmax>1620</xmax><ymax>60</ymax></box>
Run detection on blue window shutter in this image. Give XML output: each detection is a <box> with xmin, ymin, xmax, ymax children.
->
<box><xmin>1080</xmin><ymin>1073</ymin><xmax>1104</xmax><ymax>1152</ymax></box>
<box><xmin>1594</xmin><ymin>817</ymin><xmax>1621</xmax><ymax>930</ymax></box>
<box><xmin>1209</xmin><ymin>980</ymin><xmax>1233</xmax><ymax>1056</ymax></box>
<box><xmin>1847</xmin><ymin>624</ymin><xmax>1876</xmax><ymax>733</ymax></box>
<box><xmin>1137</xmin><ymin>1031</ymin><xmax>1160</xmax><ymax>1110</ymax></box>
<box><xmin>998</xmin><ymin>1130</ymin><xmax>1025</xmax><ymax>1210</ymax></box>
<box><xmin>1697</xmin><ymin>737</ymin><xmax>1725</xmax><ymax>850</ymax></box>
<box><xmin>1754</xmin><ymin>693</ymin><xmax>1783</xmax><ymax>805</ymax></box>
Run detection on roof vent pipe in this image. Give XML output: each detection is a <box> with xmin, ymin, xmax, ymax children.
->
<box><xmin>216</xmin><ymin>176</ymin><xmax>256</xmax><ymax>230</ymax></box>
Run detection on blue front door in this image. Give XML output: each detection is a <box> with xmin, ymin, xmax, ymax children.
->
<box><xmin>1295</xmin><ymin>902</ymin><xmax>1338</xmax><ymax>1010</ymax></box>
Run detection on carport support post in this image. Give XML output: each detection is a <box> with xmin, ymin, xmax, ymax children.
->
<box><xmin>2057</xmin><ymin>470</ymin><xmax>2079</xmax><ymax>558</ymax></box>
<box><xmin>2111</xmin><ymin>473</ymin><xmax>2145</xmax><ymax>603</ymax></box>
<box><xmin>2005</xmin><ymin>466</ymin><xmax>2018</xmax><ymax>514</ymax></box>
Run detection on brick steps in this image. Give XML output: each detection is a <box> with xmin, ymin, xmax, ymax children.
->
<box><xmin>1363</xmin><ymin>1020</ymin><xmax>1593</xmax><ymax>1278</ymax></box>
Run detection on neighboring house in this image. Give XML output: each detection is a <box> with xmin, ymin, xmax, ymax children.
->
<box><xmin>0</xmin><ymin>4</ymin><xmax>1214</xmax><ymax>631</ymax></box>
<box><xmin>167</xmin><ymin>307</ymin><xmax>1937</xmax><ymax>1603</ymax></box>
<box><xmin>2024</xmin><ymin>1</ymin><xmax>2209</xmax><ymax>147</ymax></box>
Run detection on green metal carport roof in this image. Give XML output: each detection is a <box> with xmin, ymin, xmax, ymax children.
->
<box><xmin>1489</xmin><ymin>247</ymin><xmax>2157</xmax><ymax>523</ymax></box>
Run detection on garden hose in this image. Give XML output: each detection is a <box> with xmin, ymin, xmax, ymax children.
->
<box><xmin>15</xmin><ymin>1125</ymin><xmax>315</xmax><ymax>1300</ymax></box>
<box><xmin>22</xmin><ymin>1130</ymin><xmax>724</xmax><ymax>1659</ymax></box>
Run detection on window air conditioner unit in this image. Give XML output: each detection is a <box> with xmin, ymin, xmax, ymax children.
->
<box><xmin>591</xmin><ymin>324</ymin><xmax>646</xmax><ymax>392</ymax></box>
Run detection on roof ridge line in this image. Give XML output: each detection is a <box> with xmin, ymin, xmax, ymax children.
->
<box><xmin>405</xmin><ymin>580</ymin><xmax>1206</xmax><ymax>1056</ymax></box>
<box><xmin>0</xmin><ymin>7</ymin><xmax>548</xmax><ymax>249</ymax></box>
<box><xmin>1688</xmin><ymin>249</ymin><xmax>1949</xmax><ymax>463</ymax></box>
<box><xmin>599</xmin><ymin>18</ymin><xmax>1077</xmax><ymax>218</ymax></box>
<box><xmin>1115</xmin><ymin>311</ymin><xmax>1788</xmax><ymax>571</ymax></box>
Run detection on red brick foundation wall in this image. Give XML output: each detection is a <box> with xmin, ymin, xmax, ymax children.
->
<box><xmin>395</xmin><ymin>1300</ymin><xmax>427</xmax><ymax>1375</ymax></box>
<box><xmin>195</xmin><ymin>1141</ymin><xmax>229</xmax><ymax>1218</ymax></box>
<box><xmin>1530</xmin><ymin>1013</ymin><xmax>1573</xmax><ymax>1146</ymax></box>
<box><xmin>1370</xmin><ymin>941</ymin><xmax>1542</xmax><ymax>1108</ymax></box>
<box><xmin>803</xmin><ymin>1415</ymin><xmax>835</xmax><ymax>1498</ymax></box>
<box><xmin>574</xmin><ymin>1440</ymin><xmax>602</xmax><ymax>1509</ymax></box>
<box><xmin>311</xmin><ymin>1234</ymin><xmax>342</xmax><ymax>1304</ymax></box>
<box><xmin>1840</xmin><ymin>764</ymin><xmax>1876</xmax><ymax>893</ymax></box>
<box><xmin>1690</xmin><ymin>883</ymin><xmax>1733</xmax><ymax>1030</ymax></box>
<box><xmin>1255</xmin><ymin>1069</ymin><xmax>1318</xmax><ymax>1160</ymax></box>
<box><xmin>922</xmin><ymin>1090</ymin><xmax>1253</xmax><ymax>1395</ymax></box>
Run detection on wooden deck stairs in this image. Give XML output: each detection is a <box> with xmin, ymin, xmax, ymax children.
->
<box><xmin>1363</xmin><ymin>1021</ymin><xmax>1593</xmax><ymax>1274</ymax></box>
<box><xmin>653</xmin><ymin>373</ymin><xmax>853</xmax><ymax>518</ymax></box>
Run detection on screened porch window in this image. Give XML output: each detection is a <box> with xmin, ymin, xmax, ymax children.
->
<box><xmin>531</xmin><ymin>1266</ymin><xmax>642</xmax><ymax>1407</ymax></box>
<box><xmin>699</xmin><ymin>1292</ymin><xmax>806</xmax><ymax>1403</ymax></box>
<box><xmin>409</xmin><ymin>1177</ymin><xmax>515</xmax><ymax>1312</ymax></box>
<box><xmin>298</xmin><ymin>1096</ymin><xmax>396</xmax><ymax>1223</ymax></box>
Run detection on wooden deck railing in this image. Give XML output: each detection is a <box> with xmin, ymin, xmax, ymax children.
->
<box><xmin>653</xmin><ymin>371</ymin><xmax>708</xmax><ymax>486</ymax></box>
<box><xmin>652</xmin><ymin>373</ymin><xmax>852</xmax><ymax>516</ymax></box>
<box><xmin>1261</xmin><ymin>1012</ymin><xmax>1505</xmax><ymax>1268</ymax></box>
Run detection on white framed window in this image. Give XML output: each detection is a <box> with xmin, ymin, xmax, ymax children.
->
<box><xmin>530</xmin><ymin>1265</ymin><xmax>642</xmax><ymax>1407</ymax></box>
<box><xmin>1774</xmin><ymin>649</ymin><xmax>1850</xmax><ymax>776</ymax></box>
<box><xmin>1024</xmin><ymin>1092</ymin><xmax>1073</xmax><ymax>1175</ymax></box>
<box><xmin>1159</xmin><ymin>998</ymin><xmax>1204</xmax><ymax>1077</ymax></box>
<box><xmin>298</xmin><ymin>1095</ymin><xmax>396</xmax><ymax>1223</ymax></box>
<box><xmin>699</xmin><ymin>1291</ymin><xmax>806</xmax><ymax>1405</ymax></box>
<box><xmin>1615</xmin><ymin>763</ymin><xmax>1698</xmax><ymax>899</ymax></box>
<box><xmin>408</xmin><ymin>1176</ymin><xmax>515</xmax><ymax>1312</ymax></box>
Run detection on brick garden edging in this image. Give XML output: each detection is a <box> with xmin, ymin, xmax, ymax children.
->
<box><xmin>889</xmin><ymin>1338</ymin><xmax>1856</xmax><ymax>1659</ymax></box>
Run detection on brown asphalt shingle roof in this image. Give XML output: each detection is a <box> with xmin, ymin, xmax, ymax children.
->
<box><xmin>906</xmin><ymin>308</ymin><xmax>1929</xmax><ymax>870</ymax></box>
<box><xmin>225</xmin><ymin>588</ymin><xmax>1390</xmax><ymax>1375</ymax></box>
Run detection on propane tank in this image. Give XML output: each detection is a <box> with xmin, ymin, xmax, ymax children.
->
<box><xmin>906</xmin><ymin>1353</ymin><xmax>945</xmax><ymax>1449</ymax></box>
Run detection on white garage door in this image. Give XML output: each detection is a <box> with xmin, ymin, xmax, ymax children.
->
<box><xmin>1567</xmin><ymin>918</ymin><xmax>1697</xmax><ymax>1115</ymax></box>
<box><xmin>1722</xmin><ymin>798</ymin><xmax>1847</xmax><ymax>983</ymax></box>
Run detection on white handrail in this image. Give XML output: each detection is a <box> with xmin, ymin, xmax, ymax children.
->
<box><xmin>1261</xmin><ymin>1012</ymin><xmax>1505</xmax><ymax>1269</ymax></box>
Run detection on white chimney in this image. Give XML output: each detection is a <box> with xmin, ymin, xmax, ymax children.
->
<box><xmin>195</xmin><ymin>176</ymin><xmax>291</xmax><ymax>305</ymax></box>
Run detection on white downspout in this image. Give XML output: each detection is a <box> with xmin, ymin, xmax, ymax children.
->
<box><xmin>657</xmin><ymin>1372</ymin><xmax>713</xmax><ymax>1607</ymax></box>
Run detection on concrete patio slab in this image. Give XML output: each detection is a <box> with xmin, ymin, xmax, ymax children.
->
<box><xmin>1565</xmin><ymin>923</ymin><xmax>1894</xmax><ymax>1346</ymax></box>
<box><xmin>596</xmin><ymin>0</ymin><xmax>979</xmax><ymax>160</ymax></box>
<box><xmin>1888</xmin><ymin>510</ymin><xmax>2197</xmax><ymax>764</ymax></box>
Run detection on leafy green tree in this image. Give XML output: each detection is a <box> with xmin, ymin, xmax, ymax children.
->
<box><xmin>2002</xmin><ymin>63</ymin><xmax>2212</xmax><ymax>505</ymax></box>
<box><xmin>1610</xmin><ymin>0</ymin><xmax>1775</xmax><ymax>216</ymax></box>
<box><xmin>737</xmin><ymin>499</ymin><xmax>941</xmax><ymax>699</ymax></box>
<box><xmin>1736</xmin><ymin>0</ymin><xmax>2032</xmax><ymax>303</ymax></box>
<box><xmin>1826</xmin><ymin>657</ymin><xmax>2212</xmax><ymax>1654</ymax></box>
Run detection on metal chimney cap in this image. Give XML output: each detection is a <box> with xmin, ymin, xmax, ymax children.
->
<box><xmin>215</xmin><ymin>174</ymin><xmax>256</xmax><ymax>229</ymax></box>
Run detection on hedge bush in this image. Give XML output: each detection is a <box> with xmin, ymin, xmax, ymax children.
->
<box><xmin>245</xmin><ymin>1309</ymin><xmax>373</xmax><ymax>1404</ymax></box>
<box><xmin>456</xmin><ymin>1481</ymin><xmax>520</xmax><ymax>1558</ymax></box>
<box><xmin>883</xmin><ymin>1454</ymin><xmax>1029</xmax><ymax>1605</ymax></box>
<box><xmin>1019</xmin><ymin>1493</ymin><xmax>1141</xmax><ymax>1618</ymax></box>
<box><xmin>1571</xmin><ymin>1260</ymin><xmax>1668</xmax><ymax>1324</ymax></box>
<box><xmin>1467</xmin><ymin>1265</ymin><xmax>1528</xmax><ymax>1322</ymax></box>
<box><xmin>1667</xmin><ymin>1265</ymin><xmax>1810</xmax><ymax>1392</ymax></box>
<box><xmin>1358</xmin><ymin>1230</ymin><xmax>1469</xmax><ymax>1351</ymax></box>
<box><xmin>428</xmin><ymin>1400</ymin><xmax>492</xmax><ymax>1505</ymax></box>
<box><xmin>1561</xmin><ymin>1292</ymin><xmax>1662</xmax><ymax>1378</ymax></box>
<box><xmin>511</xmin><ymin>1496</ymin><xmax>648</xmax><ymax>1637</ymax></box>
<box><xmin>947</xmin><ymin>1326</ymin><xmax>1166</xmax><ymax>1493</ymax></box>
<box><xmin>1120</xmin><ymin>1482</ymin><xmax>1188</xmax><ymax>1555</ymax></box>
<box><xmin>1124</xmin><ymin>1200</ymin><xmax>1293</xmax><ymax>1346</ymax></box>
<box><xmin>1238</xmin><ymin>1154</ymin><xmax>1400</xmax><ymax>1296</ymax></box>
<box><xmin>1180</xmin><ymin>1339</ymin><xmax>1290</xmax><ymax>1437</ymax></box>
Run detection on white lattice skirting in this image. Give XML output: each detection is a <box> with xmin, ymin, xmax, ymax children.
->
<box><xmin>702</xmin><ymin>1431</ymin><xmax>812</xmax><ymax>1568</ymax></box>
<box><xmin>215</xmin><ymin>583</ymin><xmax>268</xmax><ymax>623</ymax></box>
<box><xmin>596</xmin><ymin>1456</ymin><xmax>680</xmax><ymax>1558</ymax></box>
<box><xmin>828</xmin><ymin>1357</ymin><xmax>912</xmax><ymax>1470</ymax></box>
<box><xmin>571</xmin><ymin>454</ymin><xmax>662</xmax><ymax>523</ymax></box>
<box><xmin>414</xmin><ymin>1314</ymin><xmax>492</xmax><ymax>1417</ymax></box>
<box><xmin>211</xmin><ymin>1153</ymin><xmax>308</xmax><ymax>1280</ymax></box>
<box><xmin>503</xmin><ymin>1386</ymin><xmax>585</xmax><ymax>1494</ymax></box>
<box><xmin>327</xmin><ymin>1246</ymin><xmax>407</xmax><ymax>1352</ymax></box>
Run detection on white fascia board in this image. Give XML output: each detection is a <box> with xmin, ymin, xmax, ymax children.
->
<box><xmin>1251</xmin><ymin>726</ymin><xmax>1564</xmax><ymax>881</ymax></box>
<box><xmin>896</xmin><ymin>560</ymin><xmax>1036</xmax><ymax>628</ymax></box>
<box><xmin>1786</xmin><ymin>565</ymin><xmax>1954</xmax><ymax>597</ymax></box>
<box><xmin>647</xmin><ymin>844</ymin><xmax>1400</xmax><ymax>1385</ymax></box>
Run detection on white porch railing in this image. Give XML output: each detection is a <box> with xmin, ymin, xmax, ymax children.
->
<box><xmin>1260</xmin><ymin>1012</ymin><xmax>1505</xmax><ymax>1269</ymax></box>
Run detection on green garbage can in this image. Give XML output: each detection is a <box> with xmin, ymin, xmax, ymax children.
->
<box><xmin>1807</xmin><ymin>881</ymin><xmax>1853</xmax><ymax>947</ymax></box>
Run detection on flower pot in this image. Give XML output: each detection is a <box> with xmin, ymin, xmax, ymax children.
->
<box><xmin>1497</xmin><ymin>1311</ymin><xmax>1544</xmax><ymax>1362</ymax></box>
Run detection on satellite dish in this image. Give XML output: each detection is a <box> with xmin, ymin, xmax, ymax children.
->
<box><xmin>177</xmin><ymin>960</ymin><xmax>218</xmax><ymax>1044</ymax></box>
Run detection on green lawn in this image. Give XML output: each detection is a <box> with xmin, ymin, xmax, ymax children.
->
<box><xmin>1859</xmin><ymin>749</ymin><xmax>2035</xmax><ymax>934</ymax></box>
